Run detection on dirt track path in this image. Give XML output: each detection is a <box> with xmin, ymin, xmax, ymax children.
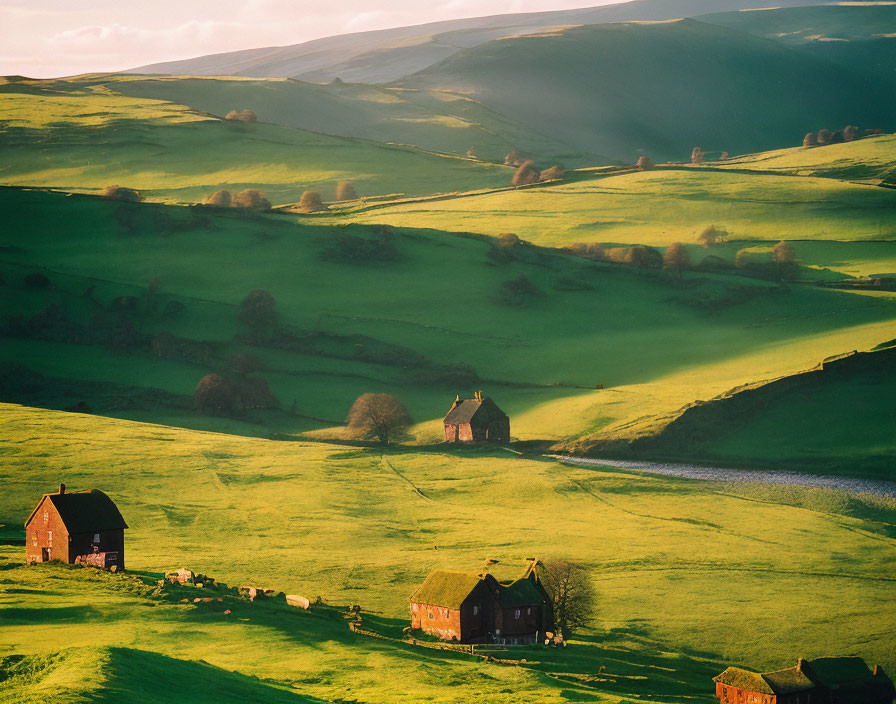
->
<box><xmin>549</xmin><ymin>456</ymin><xmax>896</xmax><ymax>497</ymax></box>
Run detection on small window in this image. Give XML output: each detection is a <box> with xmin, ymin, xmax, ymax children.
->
<box><xmin>473</xmin><ymin>605</ymin><xmax>479</xmax><ymax>615</ymax></box>
<box><xmin>514</xmin><ymin>609</ymin><xmax>521</xmax><ymax>619</ymax></box>
<box><xmin>47</xmin><ymin>531</ymin><xmax>52</xmax><ymax>546</ymax></box>
<box><xmin>412</xmin><ymin>603</ymin><xmax>417</xmax><ymax>612</ymax></box>
<box><xmin>428</xmin><ymin>612</ymin><xmax>434</xmax><ymax>619</ymax></box>
<box><xmin>527</xmin><ymin>607</ymin><xmax>532</xmax><ymax>616</ymax></box>
<box><xmin>93</xmin><ymin>533</ymin><xmax>100</xmax><ymax>543</ymax></box>
<box><xmin>43</xmin><ymin>511</ymin><xmax>49</xmax><ymax>524</ymax></box>
<box><xmin>32</xmin><ymin>532</ymin><xmax>37</xmax><ymax>546</ymax></box>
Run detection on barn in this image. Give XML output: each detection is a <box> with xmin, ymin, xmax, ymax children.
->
<box><xmin>410</xmin><ymin>561</ymin><xmax>552</xmax><ymax>644</ymax></box>
<box><xmin>714</xmin><ymin>657</ymin><xmax>894</xmax><ymax>704</ymax></box>
<box><xmin>443</xmin><ymin>391</ymin><xmax>510</xmax><ymax>443</ymax></box>
<box><xmin>25</xmin><ymin>484</ymin><xmax>128</xmax><ymax>570</ymax></box>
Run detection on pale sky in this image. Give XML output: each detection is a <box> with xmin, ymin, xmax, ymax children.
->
<box><xmin>0</xmin><ymin>0</ymin><xmax>610</xmax><ymax>78</ymax></box>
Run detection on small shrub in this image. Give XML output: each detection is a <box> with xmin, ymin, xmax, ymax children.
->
<box><xmin>698</xmin><ymin>225</ymin><xmax>727</xmax><ymax>248</ymax></box>
<box><xmin>606</xmin><ymin>245</ymin><xmax>662</xmax><ymax>269</ymax></box>
<box><xmin>319</xmin><ymin>227</ymin><xmax>398</xmax><ymax>263</ymax></box>
<box><xmin>225</xmin><ymin>110</ymin><xmax>257</xmax><ymax>122</ymax></box>
<box><xmin>498</xmin><ymin>233</ymin><xmax>521</xmax><ymax>248</ymax></box>
<box><xmin>817</xmin><ymin>128</ymin><xmax>834</xmax><ymax>145</ymax></box>
<box><xmin>232</xmin><ymin>189</ymin><xmax>271</xmax><ymax>211</ymax></box>
<box><xmin>843</xmin><ymin>125</ymin><xmax>859</xmax><ymax>142</ymax></box>
<box><xmin>495</xmin><ymin>275</ymin><xmax>544</xmax><ymax>306</ymax></box>
<box><xmin>512</xmin><ymin>160</ymin><xmax>540</xmax><ymax>186</ymax></box>
<box><xmin>202</xmin><ymin>189</ymin><xmax>232</xmax><ymax>207</ymax></box>
<box><xmin>297</xmin><ymin>191</ymin><xmax>326</xmax><ymax>213</ymax></box>
<box><xmin>504</xmin><ymin>149</ymin><xmax>526</xmax><ymax>167</ymax></box>
<box><xmin>335</xmin><ymin>181</ymin><xmax>357</xmax><ymax>201</ymax></box>
<box><xmin>803</xmin><ymin>132</ymin><xmax>817</xmax><ymax>148</ymax></box>
<box><xmin>23</xmin><ymin>272</ymin><xmax>51</xmax><ymax>289</ymax></box>
<box><xmin>102</xmin><ymin>185</ymin><xmax>141</xmax><ymax>202</ymax></box>
<box><xmin>691</xmin><ymin>147</ymin><xmax>703</xmax><ymax>164</ymax></box>
<box><xmin>636</xmin><ymin>155</ymin><xmax>653</xmax><ymax>171</ymax></box>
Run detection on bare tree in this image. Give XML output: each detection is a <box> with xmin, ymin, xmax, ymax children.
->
<box><xmin>239</xmin><ymin>289</ymin><xmax>277</xmax><ymax>341</ymax></box>
<box><xmin>102</xmin><ymin>185</ymin><xmax>141</xmax><ymax>202</ymax></box>
<box><xmin>297</xmin><ymin>191</ymin><xmax>326</xmax><ymax>213</ymax></box>
<box><xmin>636</xmin><ymin>155</ymin><xmax>653</xmax><ymax>171</ymax></box>
<box><xmin>512</xmin><ymin>160</ymin><xmax>540</xmax><ymax>186</ymax></box>
<box><xmin>697</xmin><ymin>225</ymin><xmax>726</xmax><ymax>248</ymax></box>
<box><xmin>202</xmin><ymin>189</ymin><xmax>232</xmax><ymax>207</ymax></box>
<box><xmin>233</xmin><ymin>189</ymin><xmax>271</xmax><ymax>210</ymax></box>
<box><xmin>538</xmin><ymin>559</ymin><xmax>596</xmax><ymax>639</ymax></box>
<box><xmin>663</xmin><ymin>241</ymin><xmax>689</xmax><ymax>278</ymax></box>
<box><xmin>335</xmin><ymin>181</ymin><xmax>357</xmax><ymax>201</ymax></box>
<box><xmin>346</xmin><ymin>393</ymin><xmax>413</xmax><ymax>444</ymax></box>
<box><xmin>194</xmin><ymin>374</ymin><xmax>236</xmax><ymax>416</ymax></box>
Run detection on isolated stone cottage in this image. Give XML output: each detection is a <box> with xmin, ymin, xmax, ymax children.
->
<box><xmin>25</xmin><ymin>484</ymin><xmax>128</xmax><ymax>570</ymax></box>
<box><xmin>443</xmin><ymin>391</ymin><xmax>510</xmax><ymax>443</ymax></box>
<box><xmin>410</xmin><ymin>561</ymin><xmax>552</xmax><ymax>644</ymax></box>
<box><xmin>714</xmin><ymin>657</ymin><xmax>895</xmax><ymax>704</ymax></box>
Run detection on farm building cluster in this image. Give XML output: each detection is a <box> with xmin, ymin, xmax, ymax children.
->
<box><xmin>410</xmin><ymin>559</ymin><xmax>553</xmax><ymax>645</ymax></box>
<box><xmin>714</xmin><ymin>657</ymin><xmax>894</xmax><ymax>704</ymax></box>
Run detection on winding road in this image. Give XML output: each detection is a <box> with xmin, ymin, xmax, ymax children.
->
<box><xmin>550</xmin><ymin>456</ymin><xmax>896</xmax><ymax>497</ymax></box>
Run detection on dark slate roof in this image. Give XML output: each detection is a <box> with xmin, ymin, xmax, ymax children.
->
<box><xmin>805</xmin><ymin>657</ymin><xmax>895</xmax><ymax>700</ymax></box>
<box><xmin>444</xmin><ymin>396</ymin><xmax>508</xmax><ymax>425</ymax></box>
<box><xmin>26</xmin><ymin>489</ymin><xmax>128</xmax><ymax>533</ymax></box>
<box><xmin>805</xmin><ymin>658</ymin><xmax>877</xmax><ymax>688</ymax></box>
<box><xmin>714</xmin><ymin>666</ymin><xmax>813</xmax><ymax>695</ymax></box>
<box><xmin>496</xmin><ymin>578</ymin><xmax>545</xmax><ymax>608</ymax></box>
<box><xmin>410</xmin><ymin>571</ymin><xmax>484</xmax><ymax>609</ymax></box>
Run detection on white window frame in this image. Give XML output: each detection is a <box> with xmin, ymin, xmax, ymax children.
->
<box><xmin>47</xmin><ymin>530</ymin><xmax>52</xmax><ymax>546</ymax></box>
<box><xmin>514</xmin><ymin>608</ymin><xmax>521</xmax><ymax>619</ymax></box>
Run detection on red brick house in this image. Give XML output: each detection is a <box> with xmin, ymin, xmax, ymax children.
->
<box><xmin>714</xmin><ymin>657</ymin><xmax>894</xmax><ymax>704</ymax></box>
<box><xmin>443</xmin><ymin>391</ymin><xmax>510</xmax><ymax>443</ymax></box>
<box><xmin>410</xmin><ymin>561</ymin><xmax>552</xmax><ymax>644</ymax></box>
<box><xmin>25</xmin><ymin>484</ymin><xmax>128</xmax><ymax>570</ymax></box>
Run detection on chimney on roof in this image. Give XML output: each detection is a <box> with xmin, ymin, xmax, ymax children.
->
<box><xmin>58</xmin><ymin>483</ymin><xmax>66</xmax><ymax>495</ymax></box>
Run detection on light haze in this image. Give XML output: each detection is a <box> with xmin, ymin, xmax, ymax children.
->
<box><xmin>0</xmin><ymin>0</ymin><xmax>611</xmax><ymax>78</ymax></box>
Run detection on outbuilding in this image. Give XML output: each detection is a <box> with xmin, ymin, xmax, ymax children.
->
<box><xmin>443</xmin><ymin>391</ymin><xmax>510</xmax><ymax>443</ymax></box>
<box><xmin>714</xmin><ymin>657</ymin><xmax>894</xmax><ymax>704</ymax></box>
<box><xmin>410</xmin><ymin>561</ymin><xmax>552</xmax><ymax>644</ymax></box>
<box><xmin>25</xmin><ymin>483</ymin><xmax>128</xmax><ymax>570</ymax></box>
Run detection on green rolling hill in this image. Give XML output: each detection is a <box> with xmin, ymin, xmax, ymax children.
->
<box><xmin>0</xmin><ymin>76</ymin><xmax>511</xmax><ymax>203</ymax></box>
<box><xmin>1</xmin><ymin>404</ymin><xmax>894</xmax><ymax>703</ymax></box>
<box><xmin>396</xmin><ymin>19</ymin><xmax>896</xmax><ymax>162</ymax></box>
<box><xmin>699</xmin><ymin>3</ymin><xmax>896</xmax><ymax>79</ymax></box>
<box><xmin>127</xmin><ymin>0</ymin><xmax>823</xmax><ymax>84</ymax></box>
<box><xmin>1</xmin><ymin>185</ymin><xmax>895</xmax><ymax>473</ymax></box>
<box><xmin>99</xmin><ymin>74</ymin><xmax>584</xmax><ymax>164</ymax></box>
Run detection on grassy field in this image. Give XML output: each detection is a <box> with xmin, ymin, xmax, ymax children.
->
<box><xmin>334</xmin><ymin>165</ymin><xmax>896</xmax><ymax>248</ymax></box>
<box><xmin>2</xmin><ymin>403</ymin><xmax>895</xmax><ymax>702</ymax></box>
<box><xmin>2</xmin><ymin>187</ymin><xmax>895</xmax><ymax>469</ymax></box>
<box><xmin>103</xmin><ymin>74</ymin><xmax>585</xmax><ymax>165</ymax></box>
<box><xmin>397</xmin><ymin>19</ymin><xmax>896</xmax><ymax>162</ymax></box>
<box><xmin>0</xmin><ymin>77</ymin><xmax>512</xmax><ymax>203</ymax></box>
